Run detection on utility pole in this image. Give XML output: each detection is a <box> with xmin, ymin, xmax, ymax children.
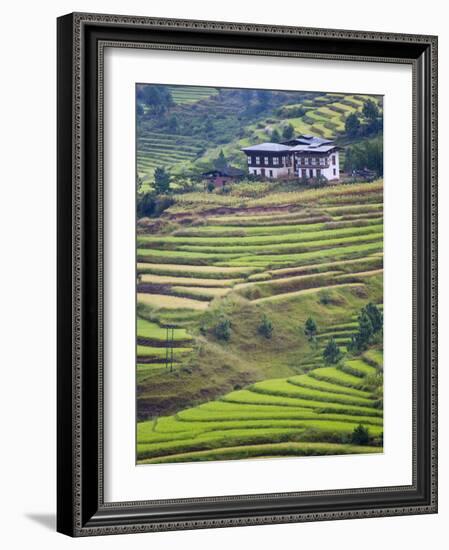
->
<box><xmin>170</xmin><ymin>327</ymin><xmax>174</xmax><ymax>372</ymax></box>
<box><xmin>165</xmin><ymin>326</ymin><xmax>169</xmax><ymax>369</ymax></box>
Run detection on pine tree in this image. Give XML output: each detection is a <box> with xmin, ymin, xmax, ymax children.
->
<box><xmin>363</xmin><ymin>303</ymin><xmax>383</xmax><ymax>333</ymax></box>
<box><xmin>271</xmin><ymin>129</ymin><xmax>281</xmax><ymax>143</ymax></box>
<box><xmin>258</xmin><ymin>315</ymin><xmax>273</xmax><ymax>339</ymax></box>
<box><xmin>345</xmin><ymin>113</ymin><xmax>361</xmax><ymax>137</ymax></box>
<box><xmin>282</xmin><ymin>123</ymin><xmax>295</xmax><ymax>140</ymax></box>
<box><xmin>362</xmin><ymin>99</ymin><xmax>379</xmax><ymax>121</ymax></box>
<box><xmin>304</xmin><ymin>317</ymin><xmax>317</xmax><ymax>341</ymax></box>
<box><xmin>214</xmin><ymin>150</ymin><xmax>227</xmax><ymax>171</ymax></box>
<box><xmin>153</xmin><ymin>167</ymin><xmax>170</xmax><ymax>194</ymax></box>
<box><xmin>323</xmin><ymin>338</ymin><xmax>342</xmax><ymax>364</ymax></box>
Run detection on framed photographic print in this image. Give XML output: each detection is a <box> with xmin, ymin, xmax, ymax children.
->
<box><xmin>57</xmin><ymin>12</ymin><xmax>438</xmax><ymax>536</ymax></box>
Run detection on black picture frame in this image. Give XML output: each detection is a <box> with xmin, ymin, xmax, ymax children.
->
<box><xmin>57</xmin><ymin>12</ymin><xmax>438</xmax><ymax>537</ymax></box>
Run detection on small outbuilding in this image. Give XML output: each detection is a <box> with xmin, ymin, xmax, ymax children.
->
<box><xmin>201</xmin><ymin>166</ymin><xmax>245</xmax><ymax>188</ymax></box>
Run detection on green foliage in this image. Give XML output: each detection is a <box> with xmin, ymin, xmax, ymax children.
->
<box><xmin>153</xmin><ymin>167</ymin><xmax>171</xmax><ymax>194</ymax></box>
<box><xmin>351</xmin><ymin>424</ymin><xmax>370</xmax><ymax>445</ymax></box>
<box><xmin>214</xmin><ymin>317</ymin><xmax>232</xmax><ymax>341</ymax></box>
<box><xmin>206</xmin><ymin>181</ymin><xmax>215</xmax><ymax>193</ymax></box>
<box><xmin>137</xmin><ymin>193</ymin><xmax>156</xmax><ymax>217</ymax></box>
<box><xmin>214</xmin><ymin>150</ymin><xmax>227</xmax><ymax>171</ymax></box>
<box><xmin>256</xmin><ymin>89</ymin><xmax>272</xmax><ymax>109</ymax></box>
<box><xmin>345</xmin><ymin>112</ymin><xmax>361</xmax><ymax>137</ymax></box>
<box><xmin>304</xmin><ymin>317</ymin><xmax>317</xmax><ymax>341</ymax></box>
<box><xmin>282</xmin><ymin>123</ymin><xmax>295</xmax><ymax>139</ymax></box>
<box><xmin>167</xmin><ymin>115</ymin><xmax>179</xmax><ymax>133</ymax></box>
<box><xmin>364</xmin><ymin>302</ymin><xmax>383</xmax><ymax>333</ymax></box>
<box><xmin>363</xmin><ymin>99</ymin><xmax>380</xmax><ymax>121</ymax></box>
<box><xmin>258</xmin><ymin>314</ymin><xmax>274</xmax><ymax>339</ymax></box>
<box><xmin>270</xmin><ymin>128</ymin><xmax>281</xmax><ymax>143</ymax></box>
<box><xmin>349</xmin><ymin>303</ymin><xmax>383</xmax><ymax>353</ymax></box>
<box><xmin>323</xmin><ymin>338</ymin><xmax>342</xmax><ymax>365</ymax></box>
<box><xmin>344</xmin><ymin>137</ymin><xmax>383</xmax><ymax>176</ymax></box>
<box><xmin>137</xmin><ymin>84</ymin><xmax>174</xmax><ymax>115</ymax></box>
<box><xmin>136</xmin><ymin>193</ymin><xmax>174</xmax><ymax>218</ymax></box>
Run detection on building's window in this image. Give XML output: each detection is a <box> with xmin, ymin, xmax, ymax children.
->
<box><xmin>261</xmin><ymin>168</ymin><xmax>266</xmax><ymax>177</ymax></box>
<box><xmin>320</xmin><ymin>157</ymin><xmax>325</xmax><ymax>166</ymax></box>
<box><xmin>317</xmin><ymin>169</ymin><xmax>321</xmax><ymax>177</ymax></box>
<box><xmin>273</xmin><ymin>157</ymin><xmax>279</xmax><ymax>165</ymax></box>
<box><xmin>333</xmin><ymin>168</ymin><xmax>336</xmax><ymax>176</ymax></box>
<box><xmin>256</xmin><ymin>156</ymin><xmax>260</xmax><ymax>165</ymax></box>
<box><xmin>312</xmin><ymin>157</ymin><xmax>316</xmax><ymax>165</ymax></box>
<box><xmin>247</xmin><ymin>157</ymin><xmax>251</xmax><ymax>164</ymax></box>
<box><xmin>269</xmin><ymin>170</ymin><xmax>273</xmax><ymax>178</ymax></box>
<box><xmin>301</xmin><ymin>169</ymin><xmax>306</xmax><ymax>178</ymax></box>
<box><xmin>264</xmin><ymin>157</ymin><xmax>269</xmax><ymax>165</ymax></box>
<box><xmin>305</xmin><ymin>157</ymin><xmax>309</xmax><ymax>165</ymax></box>
<box><xmin>309</xmin><ymin>169</ymin><xmax>314</xmax><ymax>178</ymax></box>
<box><xmin>332</xmin><ymin>155</ymin><xmax>336</xmax><ymax>165</ymax></box>
<box><xmin>288</xmin><ymin>169</ymin><xmax>291</xmax><ymax>175</ymax></box>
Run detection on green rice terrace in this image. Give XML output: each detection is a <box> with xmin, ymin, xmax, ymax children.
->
<box><xmin>136</xmin><ymin>179</ymin><xmax>384</xmax><ymax>464</ymax></box>
<box><xmin>137</xmin><ymin>88</ymin><xmax>382</xmax><ymax>186</ymax></box>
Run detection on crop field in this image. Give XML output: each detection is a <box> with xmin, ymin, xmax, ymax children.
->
<box><xmin>137</xmin><ymin>352</ymin><xmax>383</xmax><ymax>463</ymax></box>
<box><xmin>136</xmin><ymin>177</ymin><xmax>384</xmax><ymax>461</ymax></box>
<box><xmin>167</xmin><ymin>86</ymin><xmax>219</xmax><ymax>104</ymax></box>
<box><xmin>135</xmin><ymin>84</ymin><xmax>383</xmax><ymax>463</ymax></box>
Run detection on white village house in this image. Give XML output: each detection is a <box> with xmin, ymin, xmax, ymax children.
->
<box><xmin>242</xmin><ymin>134</ymin><xmax>341</xmax><ymax>180</ymax></box>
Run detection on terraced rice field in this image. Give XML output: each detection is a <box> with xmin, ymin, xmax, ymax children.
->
<box><xmin>136</xmin><ymin>89</ymin><xmax>382</xmax><ymax>184</ymax></box>
<box><xmin>137</xmin><ymin>352</ymin><xmax>383</xmax><ymax>463</ymax></box>
<box><xmin>137</xmin><ymin>131</ymin><xmax>206</xmax><ymax>184</ymax></box>
<box><xmin>167</xmin><ymin>86</ymin><xmax>218</xmax><ymax>104</ymax></box>
<box><xmin>136</xmin><ymin>179</ymin><xmax>384</xmax><ymax>461</ymax></box>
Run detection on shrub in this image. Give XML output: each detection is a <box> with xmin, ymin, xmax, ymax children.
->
<box><xmin>258</xmin><ymin>315</ymin><xmax>273</xmax><ymax>339</ymax></box>
<box><xmin>214</xmin><ymin>317</ymin><xmax>231</xmax><ymax>341</ymax></box>
<box><xmin>351</xmin><ymin>424</ymin><xmax>370</xmax><ymax>445</ymax></box>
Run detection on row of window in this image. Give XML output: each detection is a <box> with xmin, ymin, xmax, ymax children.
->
<box><xmin>249</xmin><ymin>154</ymin><xmax>337</xmax><ymax>166</ymax></box>
<box><xmin>297</xmin><ymin>155</ymin><xmax>337</xmax><ymax>166</ymax></box>
<box><xmin>300</xmin><ymin>168</ymin><xmax>338</xmax><ymax>177</ymax></box>
<box><xmin>248</xmin><ymin>156</ymin><xmax>287</xmax><ymax>166</ymax></box>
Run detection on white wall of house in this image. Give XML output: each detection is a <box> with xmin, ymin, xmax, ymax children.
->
<box><xmin>296</xmin><ymin>151</ymin><xmax>340</xmax><ymax>180</ymax></box>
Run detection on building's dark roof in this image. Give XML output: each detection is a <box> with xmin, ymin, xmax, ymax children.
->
<box><xmin>242</xmin><ymin>135</ymin><xmax>338</xmax><ymax>154</ymax></box>
<box><xmin>241</xmin><ymin>142</ymin><xmax>292</xmax><ymax>152</ymax></box>
<box><xmin>283</xmin><ymin>135</ymin><xmax>333</xmax><ymax>147</ymax></box>
<box><xmin>202</xmin><ymin>166</ymin><xmax>245</xmax><ymax>177</ymax></box>
<box><xmin>291</xmin><ymin>144</ymin><xmax>337</xmax><ymax>153</ymax></box>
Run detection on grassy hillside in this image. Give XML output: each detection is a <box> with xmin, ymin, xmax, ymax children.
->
<box><xmin>136</xmin><ymin>178</ymin><xmax>383</xmax><ymax>462</ymax></box>
<box><xmin>137</xmin><ymin>87</ymin><xmax>382</xmax><ymax>185</ymax></box>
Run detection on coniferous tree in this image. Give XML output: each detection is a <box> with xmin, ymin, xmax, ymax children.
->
<box><xmin>214</xmin><ymin>150</ymin><xmax>227</xmax><ymax>171</ymax></box>
<box><xmin>345</xmin><ymin>113</ymin><xmax>361</xmax><ymax>137</ymax></box>
<box><xmin>323</xmin><ymin>338</ymin><xmax>342</xmax><ymax>364</ymax></box>
<box><xmin>282</xmin><ymin>123</ymin><xmax>295</xmax><ymax>140</ymax></box>
<box><xmin>304</xmin><ymin>317</ymin><xmax>317</xmax><ymax>341</ymax></box>
<box><xmin>258</xmin><ymin>315</ymin><xmax>273</xmax><ymax>339</ymax></box>
<box><xmin>362</xmin><ymin>99</ymin><xmax>380</xmax><ymax>121</ymax></box>
<box><xmin>270</xmin><ymin>129</ymin><xmax>281</xmax><ymax>143</ymax></box>
<box><xmin>153</xmin><ymin>167</ymin><xmax>170</xmax><ymax>194</ymax></box>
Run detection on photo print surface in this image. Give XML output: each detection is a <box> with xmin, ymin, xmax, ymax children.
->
<box><xmin>135</xmin><ymin>84</ymin><xmax>384</xmax><ymax>465</ymax></box>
